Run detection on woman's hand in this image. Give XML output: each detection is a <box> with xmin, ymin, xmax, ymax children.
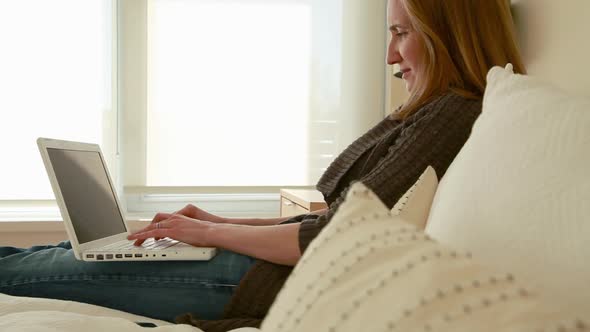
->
<box><xmin>127</xmin><ymin>213</ymin><xmax>216</xmax><ymax>247</ymax></box>
<box><xmin>129</xmin><ymin>204</ymin><xmax>225</xmax><ymax>245</ymax></box>
<box><xmin>129</xmin><ymin>213</ymin><xmax>303</xmax><ymax>265</ymax></box>
<box><xmin>155</xmin><ymin>204</ymin><xmax>225</xmax><ymax>224</ymax></box>
<box><xmin>126</xmin><ymin>204</ymin><xmax>303</xmax><ymax>265</ymax></box>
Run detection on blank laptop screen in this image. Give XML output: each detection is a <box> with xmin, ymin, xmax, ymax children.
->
<box><xmin>47</xmin><ymin>148</ymin><xmax>126</xmax><ymax>244</ymax></box>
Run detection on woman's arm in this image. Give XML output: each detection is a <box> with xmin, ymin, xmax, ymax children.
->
<box><xmin>127</xmin><ymin>215</ymin><xmax>302</xmax><ymax>266</ymax></box>
<box><xmin>157</xmin><ymin>204</ymin><xmax>326</xmax><ymax>227</ymax></box>
<box><xmin>147</xmin><ymin>204</ymin><xmax>288</xmax><ymax>226</ymax></box>
<box><xmin>210</xmin><ymin>222</ymin><xmax>301</xmax><ymax>265</ymax></box>
<box><xmin>223</xmin><ymin>208</ymin><xmax>328</xmax><ymax>226</ymax></box>
<box><xmin>221</xmin><ymin>216</ymin><xmax>294</xmax><ymax>226</ymax></box>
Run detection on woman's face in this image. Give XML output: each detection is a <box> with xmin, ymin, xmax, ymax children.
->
<box><xmin>387</xmin><ymin>0</ymin><xmax>423</xmax><ymax>93</ymax></box>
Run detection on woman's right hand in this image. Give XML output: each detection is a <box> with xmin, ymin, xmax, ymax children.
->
<box><xmin>144</xmin><ymin>204</ymin><xmax>225</xmax><ymax>243</ymax></box>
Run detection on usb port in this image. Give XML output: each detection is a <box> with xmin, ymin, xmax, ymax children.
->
<box><xmin>97</xmin><ymin>255</ymin><xmax>104</xmax><ymax>260</ymax></box>
<box><xmin>115</xmin><ymin>254</ymin><xmax>123</xmax><ymax>259</ymax></box>
<box><xmin>134</xmin><ymin>254</ymin><xmax>142</xmax><ymax>258</ymax></box>
<box><xmin>125</xmin><ymin>254</ymin><xmax>133</xmax><ymax>258</ymax></box>
<box><xmin>86</xmin><ymin>254</ymin><xmax>95</xmax><ymax>259</ymax></box>
<box><xmin>106</xmin><ymin>254</ymin><xmax>113</xmax><ymax>259</ymax></box>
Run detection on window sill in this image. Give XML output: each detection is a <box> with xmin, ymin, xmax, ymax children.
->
<box><xmin>0</xmin><ymin>220</ymin><xmax>64</xmax><ymax>232</ymax></box>
<box><xmin>0</xmin><ymin>219</ymin><xmax>152</xmax><ymax>232</ymax></box>
<box><xmin>125</xmin><ymin>192</ymin><xmax>282</xmax><ymax>219</ymax></box>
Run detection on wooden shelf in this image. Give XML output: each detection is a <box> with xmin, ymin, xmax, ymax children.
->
<box><xmin>280</xmin><ymin>189</ymin><xmax>327</xmax><ymax>217</ymax></box>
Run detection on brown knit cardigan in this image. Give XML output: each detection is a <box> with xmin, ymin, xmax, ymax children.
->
<box><xmin>176</xmin><ymin>92</ymin><xmax>482</xmax><ymax>331</ymax></box>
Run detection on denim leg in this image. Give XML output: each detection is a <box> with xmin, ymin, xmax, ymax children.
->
<box><xmin>0</xmin><ymin>241</ymin><xmax>256</xmax><ymax>322</ymax></box>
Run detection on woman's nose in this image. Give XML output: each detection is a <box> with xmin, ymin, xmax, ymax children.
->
<box><xmin>387</xmin><ymin>42</ymin><xmax>401</xmax><ymax>65</ymax></box>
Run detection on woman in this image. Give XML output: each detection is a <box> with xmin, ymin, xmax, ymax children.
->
<box><xmin>0</xmin><ymin>0</ymin><xmax>525</xmax><ymax>330</ymax></box>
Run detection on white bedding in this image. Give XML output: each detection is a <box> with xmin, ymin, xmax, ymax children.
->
<box><xmin>0</xmin><ymin>294</ymin><xmax>192</xmax><ymax>332</ymax></box>
<box><xmin>0</xmin><ymin>293</ymin><xmax>195</xmax><ymax>332</ymax></box>
<box><xmin>0</xmin><ymin>293</ymin><xmax>261</xmax><ymax>332</ymax></box>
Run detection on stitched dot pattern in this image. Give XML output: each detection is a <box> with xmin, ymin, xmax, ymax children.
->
<box><xmin>290</xmin><ymin>210</ymin><xmax>414</xmax><ymax>279</ymax></box>
<box><xmin>266</xmin><ymin>183</ymin><xmax>589</xmax><ymax>332</ymax></box>
<box><xmin>382</xmin><ymin>286</ymin><xmax>534</xmax><ymax>332</ymax></box>
<box><xmin>320</xmin><ymin>249</ymin><xmax>473</xmax><ymax>332</ymax></box>
<box><xmin>281</xmin><ymin>208</ymin><xmax>473</xmax><ymax>330</ymax></box>
<box><xmin>390</xmin><ymin>168</ymin><xmax>427</xmax><ymax>215</ymax></box>
<box><xmin>288</xmin><ymin>227</ymin><xmax>434</xmax><ymax>312</ymax></box>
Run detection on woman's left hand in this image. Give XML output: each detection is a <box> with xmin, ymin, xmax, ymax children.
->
<box><xmin>127</xmin><ymin>214</ymin><xmax>216</xmax><ymax>247</ymax></box>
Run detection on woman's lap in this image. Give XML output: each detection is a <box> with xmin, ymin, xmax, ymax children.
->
<box><xmin>0</xmin><ymin>241</ymin><xmax>255</xmax><ymax>322</ymax></box>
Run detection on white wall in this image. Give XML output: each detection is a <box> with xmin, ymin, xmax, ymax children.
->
<box><xmin>512</xmin><ymin>0</ymin><xmax>590</xmax><ymax>98</ymax></box>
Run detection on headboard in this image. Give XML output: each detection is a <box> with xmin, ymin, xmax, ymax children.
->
<box><xmin>511</xmin><ymin>0</ymin><xmax>590</xmax><ymax>98</ymax></box>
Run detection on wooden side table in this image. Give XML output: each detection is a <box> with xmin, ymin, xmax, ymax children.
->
<box><xmin>280</xmin><ymin>189</ymin><xmax>328</xmax><ymax>217</ymax></box>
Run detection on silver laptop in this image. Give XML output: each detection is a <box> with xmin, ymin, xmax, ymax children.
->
<box><xmin>37</xmin><ymin>137</ymin><xmax>217</xmax><ymax>262</ymax></box>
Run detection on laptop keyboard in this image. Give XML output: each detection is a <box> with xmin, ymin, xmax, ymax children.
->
<box><xmin>84</xmin><ymin>237</ymin><xmax>215</xmax><ymax>261</ymax></box>
<box><xmin>101</xmin><ymin>238</ymin><xmax>180</xmax><ymax>251</ymax></box>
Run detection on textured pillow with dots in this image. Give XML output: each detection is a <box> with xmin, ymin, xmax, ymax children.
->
<box><xmin>262</xmin><ymin>182</ymin><xmax>588</xmax><ymax>332</ymax></box>
<box><xmin>390</xmin><ymin>165</ymin><xmax>438</xmax><ymax>230</ymax></box>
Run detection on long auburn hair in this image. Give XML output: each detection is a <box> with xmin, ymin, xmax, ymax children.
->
<box><xmin>395</xmin><ymin>0</ymin><xmax>526</xmax><ymax>119</ymax></box>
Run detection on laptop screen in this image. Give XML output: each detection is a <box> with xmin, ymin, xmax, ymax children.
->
<box><xmin>47</xmin><ymin>148</ymin><xmax>126</xmax><ymax>244</ymax></box>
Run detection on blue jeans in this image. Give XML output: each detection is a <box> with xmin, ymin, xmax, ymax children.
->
<box><xmin>0</xmin><ymin>241</ymin><xmax>256</xmax><ymax>322</ymax></box>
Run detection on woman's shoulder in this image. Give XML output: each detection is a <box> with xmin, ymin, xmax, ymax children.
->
<box><xmin>428</xmin><ymin>90</ymin><xmax>482</xmax><ymax>111</ymax></box>
<box><xmin>409</xmin><ymin>91</ymin><xmax>482</xmax><ymax>122</ymax></box>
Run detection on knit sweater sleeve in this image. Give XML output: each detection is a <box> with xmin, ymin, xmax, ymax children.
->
<box><xmin>298</xmin><ymin>94</ymin><xmax>482</xmax><ymax>253</ymax></box>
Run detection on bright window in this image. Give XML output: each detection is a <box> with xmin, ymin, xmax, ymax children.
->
<box><xmin>0</xmin><ymin>0</ymin><xmax>113</xmax><ymax>200</ymax></box>
<box><xmin>146</xmin><ymin>0</ymin><xmax>313</xmax><ymax>186</ymax></box>
<box><xmin>142</xmin><ymin>0</ymin><xmax>387</xmax><ymax>189</ymax></box>
<box><xmin>0</xmin><ymin>0</ymin><xmax>389</xmax><ymax>220</ymax></box>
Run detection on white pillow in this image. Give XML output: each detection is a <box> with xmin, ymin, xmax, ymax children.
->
<box><xmin>262</xmin><ymin>182</ymin><xmax>586</xmax><ymax>332</ymax></box>
<box><xmin>391</xmin><ymin>165</ymin><xmax>438</xmax><ymax>230</ymax></box>
<box><xmin>425</xmin><ymin>64</ymin><xmax>590</xmax><ymax>316</ymax></box>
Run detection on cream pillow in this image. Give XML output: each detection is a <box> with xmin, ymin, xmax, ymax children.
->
<box><xmin>391</xmin><ymin>165</ymin><xmax>438</xmax><ymax>230</ymax></box>
<box><xmin>426</xmin><ymin>64</ymin><xmax>590</xmax><ymax>317</ymax></box>
<box><xmin>262</xmin><ymin>182</ymin><xmax>586</xmax><ymax>332</ymax></box>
